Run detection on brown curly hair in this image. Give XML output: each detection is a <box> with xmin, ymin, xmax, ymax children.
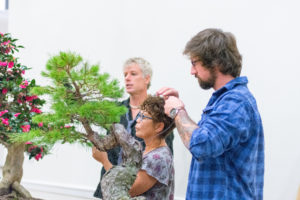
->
<box><xmin>140</xmin><ymin>95</ymin><xmax>175</xmax><ymax>139</ymax></box>
<box><xmin>183</xmin><ymin>28</ymin><xmax>242</xmax><ymax>78</ymax></box>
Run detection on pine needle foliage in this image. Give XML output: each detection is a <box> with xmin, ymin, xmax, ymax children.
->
<box><xmin>12</xmin><ymin>51</ymin><xmax>127</xmax><ymax>147</ymax></box>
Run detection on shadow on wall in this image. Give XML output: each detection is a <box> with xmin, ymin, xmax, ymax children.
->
<box><xmin>0</xmin><ymin>10</ymin><xmax>8</xmax><ymax>33</ymax></box>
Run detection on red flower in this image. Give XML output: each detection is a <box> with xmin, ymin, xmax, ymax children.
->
<box><xmin>1</xmin><ymin>40</ymin><xmax>10</xmax><ymax>45</ymax></box>
<box><xmin>34</xmin><ymin>153</ymin><xmax>42</xmax><ymax>161</ymax></box>
<box><xmin>25</xmin><ymin>95</ymin><xmax>38</xmax><ymax>102</ymax></box>
<box><xmin>14</xmin><ymin>113</ymin><xmax>21</xmax><ymax>117</ymax></box>
<box><xmin>0</xmin><ymin>110</ymin><xmax>8</xmax><ymax>117</ymax></box>
<box><xmin>2</xmin><ymin>88</ymin><xmax>8</xmax><ymax>94</ymax></box>
<box><xmin>38</xmin><ymin>122</ymin><xmax>43</xmax><ymax>127</ymax></box>
<box><xmin>28</xmin><ymin>145</ymin><xmax>37</xmax><ymax>152</ymax></box>
<box><xmin>30</xmin><ymin>107</ymin><xmax>42</xmax><ymax>114</ymax></box>
<box><xmin>19</xmin><ymin>80</ymin><xmax>29</xmax><ymax>89</ymax></box>
<box><xmin>8</xmin><ymin>61</ymin><xmax>14</xmax><ymax>68</ymax></box>
<box><xmin>21</xmin><ymin>124</ymin><xmax>31</xmax><ymax>132</ymax></box>
<box><xmin>1</xmin><ymin>118</ymin><xmax>9</xmax><ymax>126</ymax></box>
<box><xmin>0</xmin><ymin>61</ymin><xmax>7</xmax><ymax>66</ymax></box>
<box><xmin>5</xmin><ymin>48</ymin><xmax>11</xmax><ymax>54</ymax></box>
<box><xmin>1</xmin><ymin>118</ymin><xmax>9</xmax><ymax>125</ymax></box>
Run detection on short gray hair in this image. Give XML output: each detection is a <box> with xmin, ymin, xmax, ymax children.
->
<box><xmin>123</xmin><ymin>57</ymin><xmax>153</xmax><ymax>89</ymax></box>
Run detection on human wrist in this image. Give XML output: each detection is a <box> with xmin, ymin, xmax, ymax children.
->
<box><xmin>103</xmin><ymin>160</ymin><xmax>112</xmax><ymax>171</ymax></box>
<box><xmin>169</xmin><ymin>106</ymin><xmax>185</xmax><ymax>119</ymax></box>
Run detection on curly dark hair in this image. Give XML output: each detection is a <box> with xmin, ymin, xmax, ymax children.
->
<box><xmin>140</xmin><ymin>95</ymin><xmax>175</xmax><ymax>139</ymax></box>
<box><xmin>183</xmin><ymin>28</ymin><xmax>242</xmax><ymax>77</ymax></box>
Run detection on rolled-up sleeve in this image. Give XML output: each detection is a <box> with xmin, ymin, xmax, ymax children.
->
<box><xmin>189</xmin><ymin>95</ymin><xmax>252</xmax><ymax>160</ymax></box>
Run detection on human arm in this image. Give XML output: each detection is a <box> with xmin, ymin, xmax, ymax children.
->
<box><xmin>92</xmin><ymin>146</ymin><xmax>113</xmax><ymax>171</ymax></box>
<box><xmin>188</xmin><ymin>95</ymin><xmax>253</xmax><ymax>160</ymax></box>
<box><xmin>163</xmin><ymin>91</ymin><xmax>254</xmax><ymax>161</ymax></box>
<box><xmin>174</xmin><ymin>109</ymin><xmax>199</xmax><ymax>149</ymax></box>
<box><xmin>164</xmin><ymin>96</ymin><xmax>199</xmax><ymax>149</ymax></box>
<box><xmin>129</xmin><ymin>170</ymin><xmax>157</xmax><ymax>197</ymax></box>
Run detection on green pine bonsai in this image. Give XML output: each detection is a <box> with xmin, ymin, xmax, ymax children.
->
<box><xmin>11</xmin><ymin>51</ymin><xmax>144</xmax><ymax>200</ymax></box>
<box><xmin>12</xmin><ymin>51</ymin><xmax>127</xmax><ymax>144</ymax></box>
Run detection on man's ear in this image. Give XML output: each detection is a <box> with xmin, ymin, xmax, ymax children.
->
<box><xmin>154</xmin><ymin>122</ymin><xmax>164</xmax><ymax>134</ymax></box>
<box><xmin>144</xmin><ymin>75</ymin><xmax>150</xmax><ymax>87</ymax></box>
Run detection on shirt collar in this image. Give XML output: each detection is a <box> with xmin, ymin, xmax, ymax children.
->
<box><xmin>212</xmin><ymin>76</ymin><xmax>248</xmax><ymax>97</ymax></box>
<box><xmin>123</xmin><ymin>98</ymin><xmax>130</xmax><ymax>108</ymax></box>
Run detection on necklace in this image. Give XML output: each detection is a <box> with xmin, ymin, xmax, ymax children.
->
<box><xmin>130</xmin><ymin>104</ymin><xmax>139</xmax><ymax>109</ymax></box>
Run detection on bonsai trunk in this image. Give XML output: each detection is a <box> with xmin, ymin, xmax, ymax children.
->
<box><xmin>86</xmin><ymin>123</ymin><xmax>144</xmax><ymax>200</ymax></box>
<box><xmin>0</xmin><ymin>143</ymin><xmax>32</xmax><ymax>198</ymax></box>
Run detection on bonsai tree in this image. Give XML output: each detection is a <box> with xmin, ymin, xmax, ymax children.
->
<box><xmin>12</xmin><ymin>51</ymin><xmax>145</xmax><ymax>199</ymax></box>
<box><xmin>0</xmin><ymin>33</ymin><xmax>46</xmax><ymax>199</ymax></box>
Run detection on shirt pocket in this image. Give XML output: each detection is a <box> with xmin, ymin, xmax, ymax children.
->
<box><xmin>203</xmin><ymin>105</ymin><xmax>214</xmax><ymax>113</ymax></box>
<box><xmin>200</xmin><ymin>106</ymin><xmax>214</xmax><ymax>125</ymax></box>
<box><xmin>202</xmin><ymin>105</ymin><xmax>214</xmax><ymax>116</ymax></box>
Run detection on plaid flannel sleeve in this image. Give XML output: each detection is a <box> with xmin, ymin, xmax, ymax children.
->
<box><xmin>189</xmin><ymin>94</ymin><xmax>252</xmax><ymax>160</ymax></box>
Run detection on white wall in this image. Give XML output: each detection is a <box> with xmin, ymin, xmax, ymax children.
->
<box><xmin>2</xmin><ymin>0</ymin><xmax>300</xmax><ymax>199</ymax></box>
<box><xmin>0</xmin><ymin>10</ymin><xmax>8</xmax><ymax>33</ymax></box>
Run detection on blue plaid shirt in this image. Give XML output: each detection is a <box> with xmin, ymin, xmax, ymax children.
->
<box><xmin>187</xmin><ymin>76</ymin><xmax>264</xmax><ymax>200</ymax></box>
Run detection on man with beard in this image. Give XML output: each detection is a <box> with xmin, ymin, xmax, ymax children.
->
<box><xmin>157</xmin><ymin>28</ymin><xmax>264</xmax><ymax>200</ymax></box>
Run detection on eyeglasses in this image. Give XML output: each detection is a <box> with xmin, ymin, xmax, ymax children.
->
<box><xmin>136</xmin><ymin>112</ymin><xmax>152</xmax><ymax>122</ymax></box>
<box><xmin>191</xmin><ymin>59</ymin><xmax>201</xmax><ymax>67</ymax></box>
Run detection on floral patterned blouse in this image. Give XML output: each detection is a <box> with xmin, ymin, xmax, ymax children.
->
<box><xmin>140</xmin><ymin>146</ymin><xmax>174</xmax><ymax>200</ymax></box>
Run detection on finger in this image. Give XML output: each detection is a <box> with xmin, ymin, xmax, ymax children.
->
<box><xmin>164</xmin><ymin>90</ymin><xmax>178</xmax><ymax>98</ymax></box>
<box><xmin>156</xmin><ymin>87</ymin><xmax>171</xmax><ymax>95</ymax></box>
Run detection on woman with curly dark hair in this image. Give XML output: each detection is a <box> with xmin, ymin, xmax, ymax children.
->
<box><xmin>97</xmin><ymin>95</ymin><xmax>175</xmax><ymax>200</ymax></box>
<box><xmin>92</xmin><ymin>57</ymin><xmax>174</xmax><ymax>199</ymax></box>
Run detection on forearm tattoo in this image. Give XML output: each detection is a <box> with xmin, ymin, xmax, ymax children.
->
<box><xmin>175</xmin><ymin>110</ymin><xmax>199</xmax><ymax>149</ymax></box>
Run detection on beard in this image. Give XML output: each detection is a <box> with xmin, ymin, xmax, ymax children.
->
<box><xmin>197</xmin><ymin>69</ymin><xmax>216</xmax><ymax>90</ymax></box>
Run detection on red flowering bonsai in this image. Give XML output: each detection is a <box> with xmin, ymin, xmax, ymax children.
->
<box><xmin>2</xmin><ymin>37</ymin><xmax>141</xmax><ymax>198</ymax></box>
<box><xmin>0</xmin><ymin>33</ymin><xmax>46</xmax><ymax>198</ymax></box>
